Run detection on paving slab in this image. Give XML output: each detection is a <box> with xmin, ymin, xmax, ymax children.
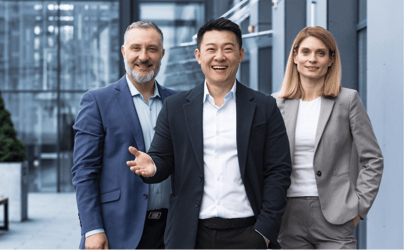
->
<box><xmin>0</xmin><ymin>193</ymin><xmax>81</xmax><ymax>249</ymax></box>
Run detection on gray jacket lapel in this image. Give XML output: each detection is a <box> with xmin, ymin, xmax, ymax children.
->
<box><xmin>314</xmin><ymin>97</ymin><xmax>335</xmax><ymax>153</ymax></box>
<box><xmin>283</xmin><ymin>99</ymin><xmax>299</xmax><ymax>165</ymax></box>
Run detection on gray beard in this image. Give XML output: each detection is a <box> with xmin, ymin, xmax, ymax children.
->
<box><xmin>124</xmin><ymin>56</ymin><xmax>161</xmax><ymax>84</ymax></box>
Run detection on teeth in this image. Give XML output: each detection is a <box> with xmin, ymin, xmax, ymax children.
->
<box><xmin>213</xmin><ymin>66</ymin><xmax>226</xmax><ymax>69</ymax></box>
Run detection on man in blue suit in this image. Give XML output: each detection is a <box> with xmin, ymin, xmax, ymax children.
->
<box><xmin>72</xmin><ymin>21</ymin><xmax>176</xmax><ymax>249</ymax></box>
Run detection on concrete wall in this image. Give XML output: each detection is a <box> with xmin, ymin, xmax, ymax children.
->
<box><xmin>367</xmin><ymin>0</ymin><xmax>404</xmax><ymax>248</ymax></box>
<box><xmin>0</xmin><ymin>162</ymin><xmax>28</xmax><ymax>222</ymax></box>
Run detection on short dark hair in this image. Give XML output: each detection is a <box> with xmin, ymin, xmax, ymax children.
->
<box><xmin>196</xmin><ymin>18</ymin><xmax>242</xmax><ymax>50</ymax></box>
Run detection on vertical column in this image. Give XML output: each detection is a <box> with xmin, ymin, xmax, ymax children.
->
<box><xmin>272</xmin><ymin>0</ymin><xmax>306</xmax><ymax>93</ymax></box>
<box><xmin>271</xmin><ymin>0</ymin><xmax>285</xmax><ymax>93</ymax></box>
<box><xmin>306</xmin><ymin>0</ymin><xmax>327</xmax><ymax>28</ymax></box>
<box><xmin>327</xmin><ymin>0</ymin><xmax>357</xmax><ymax>90</ymax></box>
<box><xmin>367</xmin><ymin>0</ymin><xmax>403</xmax><ymax>248</ymax></box>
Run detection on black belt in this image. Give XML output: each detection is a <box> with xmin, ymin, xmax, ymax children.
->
<box><xmin>146</xmin><ymin>208</ymin><xmax>168</xmax><ymax>220</ymax></box>
<box><xmin>199</xmin><ymin>216</ymin><xmax>256</xmax><ymax>229</ymax></box>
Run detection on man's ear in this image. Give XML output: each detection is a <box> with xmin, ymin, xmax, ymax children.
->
<box><xmin>194</xmin><ymin>49</ymin><xmax>201</xmax><ymax>64</ymax></box>
<box><xmin>121</xmin><ymin>45</ymin><xmax>125</xmax><ymax>58</ymax></box>
<box><xmin>239</xmin><ymin>48</ymin><xmax>245</xmax><ymax>62</ymax></box>
<box><xmin>161</xmin><ymin>48</ymin><xmax>165</xmax><ymax>58</ymax></box>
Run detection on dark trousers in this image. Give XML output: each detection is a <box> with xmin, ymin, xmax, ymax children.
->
<box><xmin>137</xmin><ymin>209</ymin><xmax>168</xmax><ymax>249</ymax></box>
<box><xmin>195</xmin><ymin>217</ymin><xmax>267</xmax><ymax>249</ymax></box>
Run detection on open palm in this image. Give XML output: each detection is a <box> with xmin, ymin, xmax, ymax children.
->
<box><xmin>127</xmin><ymin>146</ymin><xmax>155</xmax><ymax>177</ymax></box>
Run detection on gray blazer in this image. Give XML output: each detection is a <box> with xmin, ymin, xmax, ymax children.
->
<box><xmin>275</xmin><ymin>87</ymin><xmax>383</xmax><ymax>225</ymax></box>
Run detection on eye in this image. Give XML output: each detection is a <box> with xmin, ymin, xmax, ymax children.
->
<box><xmin>301</xmin><ymin>50</ymin><xmax>309</xmax><ymax>55</ymax></box>
<box><xmin>318</xmin><ymin>51</ymin><xmax>325</xmax><ymax>56</ymax></box>
<box><xmin>207</xmin><ymin>48</ymin><xmax>215</xmax><ymax>52</ymax></box>
<box><xmin>224</xmin><ymin>47</ymin><xmax>233</xmax><ymax>51</ymax></box>
<box><xmin>149</xmin><ymin>47</ymin><xmax>158</xmax><ymax>52</ymax></box>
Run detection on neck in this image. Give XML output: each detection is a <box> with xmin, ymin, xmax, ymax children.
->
<box><xmin>206</xmin><ymin>80</ymin><xmax>234</xmax><ymax>107</ymax></box>
<box><xmin>300</xmin><ymin>76</ymin><xmax>324</xmax><ymax>101</ymax></box>
<box><xmin>127</xmin><ymin>74</ymin><xmax>155</xmax><ymax>103</ymax></box>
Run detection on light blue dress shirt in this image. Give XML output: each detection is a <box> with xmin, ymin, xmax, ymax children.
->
<box><xmin>85</xmin><ymin>76</ymin><xmax>171</xmax><ymax>238</ymax></box>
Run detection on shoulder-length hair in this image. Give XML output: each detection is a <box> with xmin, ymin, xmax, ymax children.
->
<box><xmin>278</xmin><ymin>26</ymin><xmax>341</xmax><ymax>99</ymax></box>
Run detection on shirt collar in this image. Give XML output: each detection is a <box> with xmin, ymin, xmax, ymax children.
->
<box><xmin>126</xmin><ymin>74</ymin><xmax>160</xmax><ymax>98</ymax></box>
<box><xmin>203</xmin><ymin>79</ymin><xmax>237</xmax><ymax>104</ymax></box>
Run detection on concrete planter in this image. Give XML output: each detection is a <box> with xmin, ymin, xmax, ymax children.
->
<box><xmin>0</xmin><ymin>162</ymin><xmax>28</xmax><ymax>222</ymax></box>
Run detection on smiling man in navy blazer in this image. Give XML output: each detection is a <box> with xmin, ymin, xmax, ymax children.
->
<box><xmin>127</xmin><ymin>18</ymin><xmax>292</xmax><ymax>249</ymax></box>
<box><xmin>72</xmin><ymin>21</ymin><xmax>176</xmax><ymax>249</ymax></box>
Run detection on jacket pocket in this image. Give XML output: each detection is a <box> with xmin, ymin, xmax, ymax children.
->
<box><xmin>100</xmin><ymin>189</ymin><xmax>121</xmax><ymax>204</ymax></box>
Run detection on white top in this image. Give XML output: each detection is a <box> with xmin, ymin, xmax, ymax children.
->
<box><xmin>287</xmin><ymin>97</ymin><xmax>321</xmax><ymax>197</ymax></box>
<box><xmin>199</xmin><ymin>80</ymin><xmax>254</xmax><ymax>219</ymax></box>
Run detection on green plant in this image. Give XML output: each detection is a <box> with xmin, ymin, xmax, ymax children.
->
<box><xmin>0</xmin><ymin>94</ymin><xmax>26</xmax><ymax>162</ymax></box>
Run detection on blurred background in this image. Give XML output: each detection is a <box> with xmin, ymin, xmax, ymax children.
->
<box><xmin>0</xmin><ymin>0</ymin><xmax>402</xmax><ymax>248</ymax></box>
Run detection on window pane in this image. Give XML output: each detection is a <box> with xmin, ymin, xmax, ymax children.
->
<box><xmin>0</xmin><ymin>1</ymin><xmax>119</xmax><ymax>192</ymax></box>
<box><xmin>0</xmin><ymin>1</ymin><xmax>120</xmax><ymax>91</ymax></box>
<box><xmin>139</xmin><ymin>2</ymin><xmax>205</xmax><ymax>87</ymax></box>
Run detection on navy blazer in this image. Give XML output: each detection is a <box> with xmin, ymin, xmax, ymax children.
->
<box><xmin>72</xmin><ymin>76</ymin><xmax>176</xmax><ymax>248</ymax></box>
<box><xmin>144</xmin><ymin>81</ymin><xmax>292</xmax><ymax>249</ymax></box>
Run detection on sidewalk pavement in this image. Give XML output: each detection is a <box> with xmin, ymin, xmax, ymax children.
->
<box><xmin>0</xmin><ymin>193</ymin><xmax>81</xmax><ymax>249</ymax></box>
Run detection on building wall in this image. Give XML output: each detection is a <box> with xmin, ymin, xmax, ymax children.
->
<box><xmin>367</xmin><ymin>0</ymin><xmax>404</xmax><ymax>248</ymax></box>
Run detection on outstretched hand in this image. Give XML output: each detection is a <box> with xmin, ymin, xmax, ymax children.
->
<box><xmin>127</xmin><ymin>146</ymin><xmax>155</xmax><ymax>177</ymax></box>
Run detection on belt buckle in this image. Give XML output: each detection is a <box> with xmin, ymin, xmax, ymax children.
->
<box><xmin>148</xmin><ymin>211</ymin><xmax>162</xmax><ymax>219</ymax></box>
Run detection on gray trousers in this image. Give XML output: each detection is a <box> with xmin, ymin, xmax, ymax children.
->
<box><xmin>278</xmin><ymin>197</ymin><xmax>357</xmax><ymax>249</ymax></box>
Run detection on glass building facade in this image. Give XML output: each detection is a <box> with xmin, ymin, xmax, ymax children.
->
<box><xmin>0</xmin><ymin>1</ymin><xmax>120</xmax><ymax>192</ymax></box>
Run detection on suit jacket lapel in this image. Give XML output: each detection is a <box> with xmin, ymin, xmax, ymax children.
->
<box><xmin>115</xmin><ymin>76</ymin><xmax>146</xmax><ymax>152</ymax></box>
<box><xmin>236</xmin><ymin>82</ymin><xmax>256</xmax><ymax>178</ymax></box>
<box><xmin>314</xmin><ymin>97</ymin><xmax>335</xmax><ymax>153</ymax></box>
<box><xmin>156</xmin><ymin>81</ymin><xmax>170</xmax><ymax>103</ymax></box>
<box><xmin>183</xmin><ymin>83</ymin><xmax>204</xmax><ymax>171</ymax></box>
<box><xmin>284</xmin><ymin>99</ymin><xmax>299</xmax><ymax>165</ymax></box>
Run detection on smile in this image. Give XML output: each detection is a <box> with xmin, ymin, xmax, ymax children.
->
<box><xmin>305</xmin><ymin>66</ymin><xmax>319</xmax><ymax>69</ymax></box>
<box><xmin>212</xmin><ymin>66</ymin><xmax>228</xmax><ymax>70</ymax></box>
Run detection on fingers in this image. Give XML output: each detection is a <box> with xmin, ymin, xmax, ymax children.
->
<box><xmin>128</xmin><ymin>146</ymin><xmax>140</xmax><ymax>157</ymax></box>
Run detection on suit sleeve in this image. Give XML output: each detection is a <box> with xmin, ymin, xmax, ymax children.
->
<box><xmin>72</xmin><ymin>91</ymin><xmax>105</xmax><ymax>235</ymax></box>
<box><xmin>143</xmin><ymin>98</ymin><xmax>175</xmax><ymax>184</ymax></box>
<box><xmin>349</xmin><ymin>91</ymin><xmax>384</xmax><ymax>219</ymax></box>
<box><xmin>254</xmin><ymin>98</ymin><xmax>292</xmax><ymax>244</ymax></box>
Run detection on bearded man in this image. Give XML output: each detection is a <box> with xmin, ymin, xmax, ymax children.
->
<box><xmin>72</xmin><ymin>21</ymin><xmax>176</xmax><ymax>249</ymax></box>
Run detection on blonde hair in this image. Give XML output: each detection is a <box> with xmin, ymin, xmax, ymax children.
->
<box><xmin>278</xmin><ymin>26</ymin><xmax>341</xmax><ymax>99</ymax></box>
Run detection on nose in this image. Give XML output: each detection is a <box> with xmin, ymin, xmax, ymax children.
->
<box><xmin>309</xmin><ymin>53</ymin><xmax>317</xmax><ymax>63</ymax></box>
<box><xmin>214</xmin><ymin>49</ymin><xmax>226</xmax><ymax>61</ymax></box>
<box><xmin>138</xmin><ymin>48</ymin><xmax>149</xmax><ymax>61</ymax></box>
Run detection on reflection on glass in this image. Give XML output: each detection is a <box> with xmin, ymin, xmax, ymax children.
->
<box><xmin>0</xmin><ymin>1</ymin><xmax>119</xmax><ymax>192</ymax></box>
<box><xmin>139</xmin><ymin>2</ymin><xmax>204</xmax><ymax>88</ymax></box>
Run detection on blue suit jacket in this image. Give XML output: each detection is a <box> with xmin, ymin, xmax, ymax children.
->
<box><xmin>72</xmin><ymin>76</ymin><xmax>177</xmax><ymax>248</ymax></box>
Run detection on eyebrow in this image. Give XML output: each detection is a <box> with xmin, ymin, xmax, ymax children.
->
<box><xmin>205</xmin><ymin>42</ymin><xmax>235</xmax><ymax>47</ymax></box>
<box><xmin>300</xmin><ymin>47</ymin><xmax>328</xmax><ymax>51</ymax></box>
<box><xmin>129</xmin><ymin>43</ymin><xmax>160</xmax><ymax>48</ymax></box>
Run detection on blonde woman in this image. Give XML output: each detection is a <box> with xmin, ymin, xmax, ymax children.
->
<box><xmin>274</xmin><ymin>26</ymin><xmax>383</xmax><ymax>248</ymax></box>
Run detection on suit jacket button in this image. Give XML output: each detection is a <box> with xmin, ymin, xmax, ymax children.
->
<box><xmin>316</xmin><ymin>171</ymin><xmax>322</xmax><ymax>177</ymax></box>
<box><xmin>143</xmin><ymin>193</ymin><xmax>148</xmax><ymax>199</ymax></box>
<box><xmin>199</xmin><ymin>176</ymin><xmax>203</xmax><ymax>182</ymax></box>
<box><xmin>195</xmin><ymin>201</ymin><xmax>200</xmax><ymax>207</ymax></box>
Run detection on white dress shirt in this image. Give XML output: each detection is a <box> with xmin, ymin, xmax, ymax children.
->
<box><xmin>199</xmin><ymin>80</ymin><xmax>255</xmax><ymax>219</ymax></box>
